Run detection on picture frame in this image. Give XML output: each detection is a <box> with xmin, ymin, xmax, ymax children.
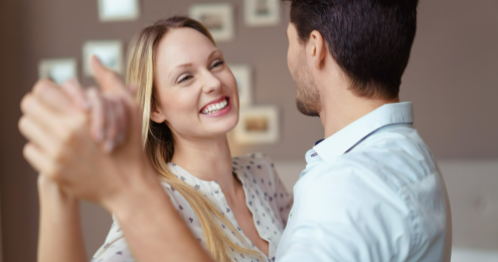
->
<box><xmin>38</xmin><ymin>58</ymin><xmax>77</xmax><ymax>84</ymax></box>
<box><xmin>98</xmin><ymin>0</ymin><xmax>140</xmax><ymax>22</ymax></box>
<box><xmin>228</xmin><ymin>64</ymin><xmax>253</xmax><ymax>107</ymax></box>
<box><xmin>189</xmin><ymin>3</ymin><xmax>235</xmax><ymax>42</ymax></box>
<box><xmin>234</xmin><ymin>106</ymin><xmax>280</xmax><ymax>144</ymax></box>
<box><xmin>83</xmin><ymin>40</ymin><xmax>123</xmax><ymax>77</ymax></box>
<box><xmin>244</xmin><ymin>0</ymin><xmax>281</xmax><ymax>27</ymax></box>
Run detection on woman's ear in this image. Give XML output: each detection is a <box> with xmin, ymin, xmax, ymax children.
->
<box><xmin>150</xmin><ymin>104</ymin><xmax>167</xmax><ymax>124</ymax></box>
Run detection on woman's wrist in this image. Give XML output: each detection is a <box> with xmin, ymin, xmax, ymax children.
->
<box><xmin>38</xmin><ymin>174</ymin><xmax>79</xmax><ymax>208</ymax></box>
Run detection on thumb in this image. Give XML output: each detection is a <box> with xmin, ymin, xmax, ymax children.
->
<box><xmin>91</xmin><ymin>55</ymin><xmax>126</xmax><ymax>95</ymax></box>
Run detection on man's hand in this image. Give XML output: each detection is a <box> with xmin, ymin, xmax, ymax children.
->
<box><xmin>18</xmin><ymin>57</ymin><xmax>148</xmax><ymax>205</ymax></box>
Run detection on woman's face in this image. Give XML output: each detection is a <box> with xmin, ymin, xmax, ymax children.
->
<box><xmin>151</xmin><ymin>28</ymin><xmax>239</xmax><ymax>140</ymax></box>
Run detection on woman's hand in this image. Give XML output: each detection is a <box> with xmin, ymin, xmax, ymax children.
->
<box><xmin>59</xmin><ymin>78</ymin><xmax>129</xmax><ymax>153</ymax></box>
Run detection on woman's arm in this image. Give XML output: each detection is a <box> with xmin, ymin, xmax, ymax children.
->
<box><xmin>20</xmin><ymin>59</ymin><xmax>214</xmax><ymax>262</ymax></box>
<box><xmin>37</xmin><ymin>174</ymin><xmax>87</xmax><ymax>262</ymax></box>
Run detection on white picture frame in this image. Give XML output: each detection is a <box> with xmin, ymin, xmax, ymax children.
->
<box><xmin>38</xmin><ymin>58</ymin><xmax>77</xmax><ymax>84</ymax></box>
<box><xmin>189</xmin><ymin>3</ymin><xmax>234</xmax><ymax>42</ymax></box>
<box><xmin>229</xmin><ymin>64</ymin><xmax>252</xmax><ymax>107</ymax></box>
<box><xmin>234</xmin><ymin>106</ymin><xmax>280</xmax><ymax>144</ymax></box>
<box><xmin>244</xmin><ymin>0</ymin><xmax>281</xmax><ymax>27</ymax></box>
<box><xmin>83</xmin><ymin>40</ymin><xmax>123</xmax><ymax>77</ymax></box>
<box><xmin>98</xmin><ymin>0</ymin><xmax>140</xmax><ymax>22</ymax></box>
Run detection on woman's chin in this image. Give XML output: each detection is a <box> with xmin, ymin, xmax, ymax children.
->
<box><xmin>202</xmin><ymin>115</ymin><xmax>239</xmax><ymax>137</ymax></box>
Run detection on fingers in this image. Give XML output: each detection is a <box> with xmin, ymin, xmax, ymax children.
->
<box><xmin>92</xmin><ymin>56</ymin><xmax>126</xmax><ymax>95</ymax></box>
<box><xmin>103</xmin><ymin>96</ymin><xmax>117</xmax><ymax>152</ymax></box>
<box><xmin>113</xmin><ymin>97</ymin><xmax>128</xmax><ymax>146</ymax></box>
<box><xmin>20</xmin><ymin>93</ymin><xmax>65</xmax><ymax>136</ymax></box>
<box><xmin>23</xmin><ymin>143</ymin><xmax>52</xmax><ymax>177</ymax></box>
<box><xmin>105</xmin><ymin>96</ymin><xmax>127</xmax><ymax>150</ymax></box>
<box><xmin>18</xmin><ymin>115</ymin><xmax>56</xmax><ymax>155</ymax></box>
<box><xmin>87</xmin><ymin>88</ymin><xmax>105</xmax><ymax>143</ymax></box>
<box><xmin>61</xmin><ymin>79</ymin><xmax>89</xmax><ymax>112</ymax></box>
<box><xmin>31</xmin><ymin>79</ymin><xmax>74</xmax><ymax>113</ymax></box>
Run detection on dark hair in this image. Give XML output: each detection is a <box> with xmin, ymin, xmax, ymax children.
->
<box><xmin>283</xmin><ymin>0</ymin><xmax>419</xmax><ymax>99</ymax></box>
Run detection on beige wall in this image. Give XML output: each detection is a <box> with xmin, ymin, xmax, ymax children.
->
<box><xmin>1</xmin><ymin>0</ymin><xmax>497</xmax><ymax>261</ymax></box>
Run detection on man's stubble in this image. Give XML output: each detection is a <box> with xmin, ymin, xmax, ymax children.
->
<box><xmin>294</xmin><ymin>51</ymin><xmax>322</xmax><ymax>117</ymax></box>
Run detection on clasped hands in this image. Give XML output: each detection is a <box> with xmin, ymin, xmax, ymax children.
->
<box><xmin>18</xmin><ymin>57</ymin><xmax>155</xmax><ymax>209</ymax></box>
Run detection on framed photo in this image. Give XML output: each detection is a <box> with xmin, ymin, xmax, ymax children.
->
<box><xmin>244</xmin><ymin>0</ymin><xmax>281</xmax><ymax>27</ymax></box>
<box><xmin>229</xmin><ymin>64</ymin><xmax>252</xmax><ymax>107</ymax></box>
<box><xmin>98</xmin><ymin>0</ymin><xmax>140</xmax><ymax>22</ymax></box>
<box><xmin>38</xmin><ymin>58</ymin><xmax>77</xmax><ymax>84</ymax></box>
<box><xmin>234</xmin><ymin>106</ymin><xmax>280</xmax><ymax>144</ymax></box>
<box><xmin>189</xmin><ymin>3</ymin><xmax>234</xmax><ymax>42</ymax></box>
<box><xmin>83</xmin><ymin>40</ymin><xmax>123</xmax><ymax>77</ymax></box>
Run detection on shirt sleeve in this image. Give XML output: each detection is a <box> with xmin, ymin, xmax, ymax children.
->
<box><xmin>276</xmin><ymin>164</ymin><xmax>413</xmax><ymax>262</ymax></box>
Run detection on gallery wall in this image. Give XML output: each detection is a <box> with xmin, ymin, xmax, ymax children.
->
<box><xmin>1</xmin><ymin>0</ymin><xmax>497</xmax><ymax>261</ymax></box>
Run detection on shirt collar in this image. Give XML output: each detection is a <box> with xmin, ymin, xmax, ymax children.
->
<box><xmin>314</xmin><ymin>102</ymin><xmax>414</xmax><ymax>161</ymax></box>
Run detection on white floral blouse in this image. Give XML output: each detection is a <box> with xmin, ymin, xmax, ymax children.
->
<box><xmin>92</xmin><ymin>153</ymin><xmax>293</xmax><ymax>262</ymax></box>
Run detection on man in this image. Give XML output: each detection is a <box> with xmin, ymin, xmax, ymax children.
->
<box><xmin>21</xmin><ymin>0</ymin><xmax>451</xmax><ymax>261</ymax></box>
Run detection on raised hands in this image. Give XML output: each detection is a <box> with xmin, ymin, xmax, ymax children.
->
<box><xmin>18</xmin><ymin>57</ymin><xmax>152</xmax><ymax>207</ymax></box>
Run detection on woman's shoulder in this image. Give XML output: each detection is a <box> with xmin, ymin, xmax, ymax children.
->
<box><xmin>232</xmin><ymin>152</ymin><xmax>278</xmax><ymax>181</ymax></box>
<box><xmin>232</xmin><ymin>152</ymin><xmax>275</xmax><ymax>167</ymax></box>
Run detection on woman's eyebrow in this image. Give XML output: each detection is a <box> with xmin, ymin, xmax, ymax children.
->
<box><xmin>208</xmin><ymin>49</ymin><xmax>222</xmax><ymax>59</ymax></box>
<box><xmin>168</xmin><ymin>63</ymin><xmax>193</xmax><ymax>78</ymax></box>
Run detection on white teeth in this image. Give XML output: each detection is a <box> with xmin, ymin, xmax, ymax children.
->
<box><xmin>202</xmin><ymin>98</ymin><xmax>228</xmax><ymax>114</ymax></box>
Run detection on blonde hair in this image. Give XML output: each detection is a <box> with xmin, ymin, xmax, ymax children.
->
<box><xmin>126</xmin><ymin>17</ymin><xmax>261</xmax><ymax>261</ymax></box>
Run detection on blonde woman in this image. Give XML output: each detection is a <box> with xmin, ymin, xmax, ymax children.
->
<box><xmin>25</xmin><ymin>16</ymin><xmax>293</xmax><ymax>262</ymax></box>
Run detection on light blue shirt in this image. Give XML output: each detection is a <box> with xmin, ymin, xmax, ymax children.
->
<box><xmin>276</xmin><ymin>102</ymin><xmax>452</xmax><ymax>262</ymax></box>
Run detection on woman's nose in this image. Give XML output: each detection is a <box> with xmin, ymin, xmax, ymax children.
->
<box><xmin>201</xmin><ymin>70</ymin><xmax>221</xmax><ymax>94</ymax></box>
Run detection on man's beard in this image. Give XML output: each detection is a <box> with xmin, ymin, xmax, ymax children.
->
<box><xmin>293</xmin><ymin>55</ymin><xmax>321</xmax><ymax>117</ymax></box>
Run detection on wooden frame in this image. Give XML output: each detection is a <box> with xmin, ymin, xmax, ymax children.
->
<box><xmin>189</xmin><ymin>3</ymin><xmax>235</xmax><ymax>42</ymax></box>
<box><xmin>82</xmin><ymin>40</ymin><xmax>123</xmax><ymax>77</ymax></box>
<box><xmin>228</xmin><ymin>64</ymin><xmax>253</xmax><ymax>107</ymax></box>
<box><xmin>234</xmin><ymin>106</ymin><xmax>280</xmax><ymax>144</ymax></box>
<box><xmin>38</xmin><ymin>58</ymin><xmax>77</xmax><ymax>84</ymax></box>
<box><xmin>98</xmin><ymin>0</ymin><xmax>140</xmax><ymax>22</ymax></box>
<box><xmin>244</xmin><ymin>0</ymin><xmax>281</xmax><ymax>27</ymax></box>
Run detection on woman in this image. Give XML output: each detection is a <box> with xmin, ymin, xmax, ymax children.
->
<box><xmin>31</xmin><ymin>16</ymin><xmax>293</xmax><ymax>262</ymax></box>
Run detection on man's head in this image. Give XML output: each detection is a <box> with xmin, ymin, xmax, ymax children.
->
<box><xmin>284</xmin><ymin>0</ymin><xmax>419</xmax><ymax>116</ymax></box>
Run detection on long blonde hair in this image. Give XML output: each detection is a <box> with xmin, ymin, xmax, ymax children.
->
<box><xmin>126</xmin><ymin>17</ymin><xmax>261</xmax><ymax>261</ymax></box>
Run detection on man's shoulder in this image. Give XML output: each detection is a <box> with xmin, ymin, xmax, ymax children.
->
<box><xmin>346</xmin><ymin>124</ymin><xmax>438</xmax><ymax>187</ymax></box>
<box><xmin>297</xmin><ymin>124</ymin><xmax>443</xmax><ymax>218</ymax></box>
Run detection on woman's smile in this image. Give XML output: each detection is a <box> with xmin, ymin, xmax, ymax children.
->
<box><xmin>200</xmin><ymin>97</ymin><xmax>231</xmax><ymax>117</ymax></box>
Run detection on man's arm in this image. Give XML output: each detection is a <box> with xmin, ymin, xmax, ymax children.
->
<box><xmin>103</xmin><ymin>163</ymin><xmax>214</xmax><ymax>262</ymax></box>
<box><xmin>20</xmin><ymin>58</ymin><xmax>215</xmax><ymax>262</ymax></box>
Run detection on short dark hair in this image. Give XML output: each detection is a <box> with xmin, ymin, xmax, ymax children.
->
<box><xmin>284</xmin><ymin>0</ymin><xmax>419</xmax><ymax>99</ymax></box>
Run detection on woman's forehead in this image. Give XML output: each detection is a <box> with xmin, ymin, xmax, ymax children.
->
<box><xmin>157</xmin><ymin>28</ymin><xmax>216</xmax><ymax>63</ymax></box>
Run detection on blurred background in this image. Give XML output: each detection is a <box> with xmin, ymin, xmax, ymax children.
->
<box><xmin>0</xmin><ymin>0</ymin><xmax>497</xmax><ymax>261</ymax></box>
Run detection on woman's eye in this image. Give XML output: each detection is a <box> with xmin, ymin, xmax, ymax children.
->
<box><xmin>177</xmin><ymin>74</ymin><xmax>193</xmax><ymax>83</ymax></box>
<box><xmin>211</xmin><ymin>60</ymin><xmax>225</xmax><ymax>69</ymax></box>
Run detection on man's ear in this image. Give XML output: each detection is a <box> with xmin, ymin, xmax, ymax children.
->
<box><xmin>308</xmin><ymin>30</ymin><xmax>327</xmax><ymax>70</ymax></box>
<box><xmin>150</xmin><ymin>103</ymin><xmax>167</xmax><ymax>124</ymax></box>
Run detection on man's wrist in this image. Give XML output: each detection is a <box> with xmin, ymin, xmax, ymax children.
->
<box><xmin>102</xmin><ymin>161</ymin><xmax>170</xmax><ymax>221</ymax></box>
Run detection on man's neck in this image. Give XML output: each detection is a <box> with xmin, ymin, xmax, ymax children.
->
<box><xmin>319</xmin><ymin>90</ymin><xmax>399</xmax><ymax>139</ymax></box>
